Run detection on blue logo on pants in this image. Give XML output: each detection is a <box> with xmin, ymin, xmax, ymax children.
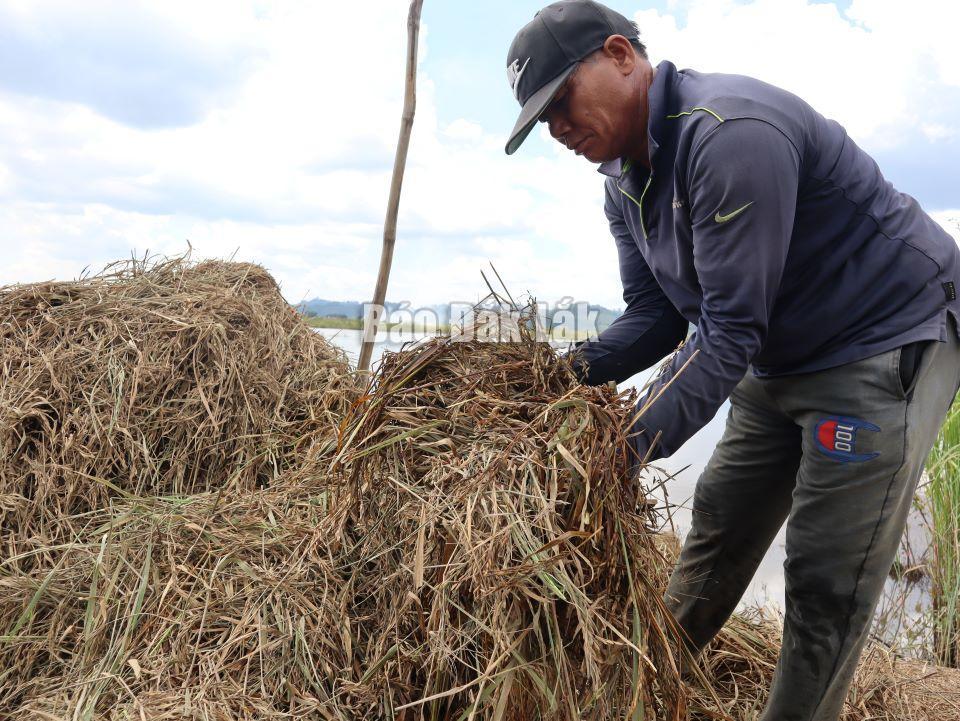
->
<box><xmin>814</xmin><ymin>415</ymin><xmax>880</xmax><ymax>463</ymax></box>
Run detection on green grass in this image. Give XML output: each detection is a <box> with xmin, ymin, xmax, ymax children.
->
<box><xmin>926</xmin><ymin>400</ymin><xmax>960</xmax><ymax>666</ymax></box>
<box><xmin>303</xmin><ymin>316</ymin><xmax>364</xmax><ymax>330</ymax></box>
<box><xmin>303</xmin><ymin>316</ymin><xmax>451</xmax><ymax>332</ymax></box>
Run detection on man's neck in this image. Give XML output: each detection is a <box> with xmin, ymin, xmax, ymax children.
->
<box><xmin>627</xmin><ymin>65</ymin><xmax>657</xmax><ymax>170</ymax></box>
<box><xmin>628</xmin><ymin>139</ymin><xmax>651</xmax><ymax>171</ymax></box>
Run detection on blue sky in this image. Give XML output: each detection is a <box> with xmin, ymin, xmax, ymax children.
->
<box><xmin>0</xmin><ymin>0</ymin><xmax>957</xmax><ymax>309</ymax></box>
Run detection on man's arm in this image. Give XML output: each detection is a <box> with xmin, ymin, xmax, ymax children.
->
<box><xmin>570</xmin><ymin>180</ymin><xmax>689</xmax><ymax>385</ymax></box>
<box><xmin>633</xmin><ymin>118</ymin><xmax>801</xmax><ymax>460</ymax></box>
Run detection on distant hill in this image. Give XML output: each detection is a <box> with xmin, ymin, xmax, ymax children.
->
<box><xmin>296</xmin><ymin>298</ymin><xmax>624</xmax><ymax>332</ymax></box>
<box><xmin>297</xmin><ymin>299</ymin><xmax>401</xmax><ymax>319</ymax></box>
<box><xmin>297</xmin><ymin>299</ymin><xmax>452</xmax><ymax>323</ymax></box>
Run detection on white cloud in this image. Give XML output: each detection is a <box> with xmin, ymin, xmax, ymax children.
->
<box><xmin>922</xmin><ymin>123</ymin><xmax>956</xmax><ymax>142</ymax></box>
<box><xmin>933</xmin><ymin>211</ymin><xmax>960</xmax><ymax>243</ymax></box>
<box><xmin>0</xmin><ymin>0</ymin><xmax>264</xmax><ymax>128</ymax></box>
<box><xmin>635</xmin><ymin>0</ymin><xmax>960</xmax><ymax>149</ymax></box>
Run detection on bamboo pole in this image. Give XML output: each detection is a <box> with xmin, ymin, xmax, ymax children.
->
<box><xmin>358</xmin><ymin>0</ymin><xmax>424</xmax><ymax>373</ymax></box>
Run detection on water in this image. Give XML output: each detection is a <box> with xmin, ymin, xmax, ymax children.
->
<box><xmin>319</xmin><ymin>328</ymin><xmax>929</xmax><ymax>629</ymax></box>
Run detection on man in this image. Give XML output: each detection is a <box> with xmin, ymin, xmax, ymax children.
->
<box><xmin>504</xmin><ymin>2</ymin><xmax>960</xmax><ymax>720</ymax></box>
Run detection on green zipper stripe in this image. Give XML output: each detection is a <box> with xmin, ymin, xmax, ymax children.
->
<box><xmin>666</xmin><ymin>106</ymin><xmax>725</xmax><ymax>123</ymax></box>
<box><xmin>617</xmin><ymin>173</ymin><xmax>654</xmax><ymax>240</ymax></box>
<box><xmin>637</xmin><ymin>175</ymin><xmax>653</xmax><ymax>239</ymax></box>
<box><xmin>617</xmin><ymin>184</ymin><xmax>642</xmax><ymax>210</ymax></box>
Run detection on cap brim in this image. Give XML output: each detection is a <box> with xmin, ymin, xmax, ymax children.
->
<box><xmin>504</xmin><ymin>64</ymin><xmax>577</xmax><ymax>155</ymax></box>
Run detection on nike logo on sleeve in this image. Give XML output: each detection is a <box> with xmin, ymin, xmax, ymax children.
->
<box><xmin>715</xmin><ymin>201</ymin><xmax>754</xmax><ymax>224</ymax></box>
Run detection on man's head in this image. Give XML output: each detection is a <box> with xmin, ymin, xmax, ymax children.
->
<box><xmin>504</xmin><ymin>0</ymin><xmax>653</xmax><ymax>164</ymax></box>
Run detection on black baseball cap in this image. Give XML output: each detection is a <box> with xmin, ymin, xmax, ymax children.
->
<box><xmin>505</xmin><ymin>0</ymin><xmax>639</xmax><ymax>155</ymax></box>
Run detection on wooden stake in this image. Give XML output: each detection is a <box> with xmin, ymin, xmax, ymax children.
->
<box><xmin>358</xmin><ymin>0</ymin><xmax>424</xmax><ymax>373</ymax></box>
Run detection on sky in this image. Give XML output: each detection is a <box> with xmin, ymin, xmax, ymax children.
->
<box><xmin>0</xmin><ymin>0</ymin><xmax>958</xmax><ymax>310</ymax></box>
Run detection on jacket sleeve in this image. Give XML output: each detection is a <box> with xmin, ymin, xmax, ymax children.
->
<box><xmin>570</xmin><ymin>179</ymin><xmax>689</xmax><ymax>385</ymax></box>
<box><xmin>633</xmin><ymin>118</ymin><xmax>801</xmax><ymax>460</ymax></box>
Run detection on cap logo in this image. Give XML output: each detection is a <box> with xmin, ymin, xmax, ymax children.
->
<box><xmin>507</xmin><ymin>57</ymin><xmax>531</xmax><ymax>100</ymax></box>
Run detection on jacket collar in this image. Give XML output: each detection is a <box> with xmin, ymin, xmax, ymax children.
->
<box><xmin>598</xmin><ymin>59</ymin><xmax>679</xmax><ymax>179</ymax></box>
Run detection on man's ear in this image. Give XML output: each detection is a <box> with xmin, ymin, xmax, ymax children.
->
<box><xmin>602</xmin><ymin>34</ymin><xmax>637</xmax><ymax>75</ymax></box>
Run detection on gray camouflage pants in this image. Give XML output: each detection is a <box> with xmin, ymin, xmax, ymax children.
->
<box><xmin>665</xmin><ymin>316</ymin><xmax>960</xmax><ymax>721</ymax></box>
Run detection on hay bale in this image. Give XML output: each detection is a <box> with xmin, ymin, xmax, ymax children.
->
<box><xmin>0</xmin><ymin>254</ymin><xmax>356</xmax><ymax>716</ymax></box>
<box><xmin>323</xmin><ymin>333</ymin><xmax>690</xmax><ymax>719</ymax></box>
<box><xmin>0</xmin><ymin>255</ymin><xmax>356</xmax><ymax>524</ymax></box>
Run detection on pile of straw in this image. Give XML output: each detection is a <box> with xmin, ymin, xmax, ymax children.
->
<box><xmin>0</xmin><ymin>282</ymin><xmax>694</xmax><ymax>718</ymax></box>
<box><xmin>1</xmin><ymin>259</ymin><xmax>958</xmax><ymax>720</ymax></box>
<box><xmin>0</xmin><ymin>256</ymin><xmax>359</xmax><ymax>716</ymax></box>
<box><xmin>323</xmin><ymin>330</ymin><xmax>691</xmax><ymax>719</ymax></box>
<box><xmin>0</xmin><ymin>256</ymin><xmax>355</xmax><ymax>513</ymax></box>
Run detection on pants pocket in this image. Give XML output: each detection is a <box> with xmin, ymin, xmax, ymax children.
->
<box><xmin>896</xmin><ymin>340</ymin><xmax>934</xmax><ymax>399</ymax></box>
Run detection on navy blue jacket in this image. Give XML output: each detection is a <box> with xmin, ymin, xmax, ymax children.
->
<box><xmin>573</xmin><ymin>60</ymin><xmax>960</xmax><ymax>461</ymax></box>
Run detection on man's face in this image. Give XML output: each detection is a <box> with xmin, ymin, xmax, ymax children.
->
<box><xmin>538</xmin><ymin>46</ymin><xmax>639</xmax><ymax>164</ymax></box>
